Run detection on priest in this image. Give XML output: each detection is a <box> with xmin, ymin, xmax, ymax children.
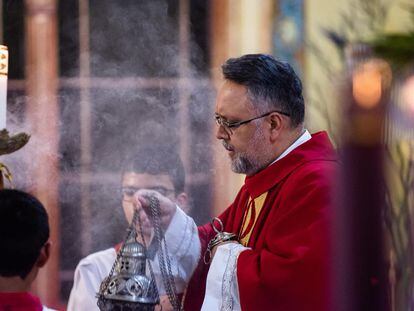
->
<box><xmin>135</xmin><ymin>54</ymin><xmax>338</xmax><ymax>311</ymax></box>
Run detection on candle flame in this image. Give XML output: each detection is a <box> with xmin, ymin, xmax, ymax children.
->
<box><xmin>352</xmin><ymin>59</ymin><xmax>391</xmax><ymax>109</ymax></box>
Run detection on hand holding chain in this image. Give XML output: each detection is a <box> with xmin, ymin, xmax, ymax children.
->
<box><xmin>203</xmin><ymin>217</ymin><xmax>238</xmax><ymax>264</ymax></box>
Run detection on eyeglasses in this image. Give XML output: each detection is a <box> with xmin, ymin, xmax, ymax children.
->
<box><xmin>214</xmin><ymin>110</ymin><xmax>290</xmax><ymax>135</ymax></box>
<box><xmin>121</xmin><ymin>186</ymin><xmax>176</xmax><ymax>198</ymax></box>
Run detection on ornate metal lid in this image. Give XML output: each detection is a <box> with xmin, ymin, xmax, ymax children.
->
<box><xmin>98</xmin><ymin>230</ymin><xmax>159</xmax><ymax>310</ymax></box>
<box><xmin>122</xmin><ymin>234</ymin><xmax>146</xmax><ymax>258</ymax></box>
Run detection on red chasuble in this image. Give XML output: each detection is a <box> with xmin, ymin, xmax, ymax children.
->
<box><xmin>184</xmin><ymin>131</ymin><xmax>338</xmax><ymax>311</ymax></box>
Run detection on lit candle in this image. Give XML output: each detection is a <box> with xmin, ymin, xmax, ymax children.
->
<box><xmin>0</xmin><ymin>45</ymin><xmax>8</xmax><ymax>130</ymax></box>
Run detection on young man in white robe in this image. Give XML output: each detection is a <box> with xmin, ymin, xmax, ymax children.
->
<box><xmin>68</xmin><ymin>147</ymin><xmax>200</xmax><ymax>311</ymax></box>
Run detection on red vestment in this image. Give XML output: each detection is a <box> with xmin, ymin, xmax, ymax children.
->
<box><xmin>184</xmin><ymin>131</ymin><xmax>338</xmax><ymax>311</ymax></box>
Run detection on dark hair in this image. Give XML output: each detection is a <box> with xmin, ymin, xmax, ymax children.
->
<box><xmin>0</xmin><ymin>189</ymin><xmax>50</xmax><ymax>279</ymax></box>
<box><xmin>122</xmin><ymin>147</ymin><xmax>185</xmax><ymax>194</ymax></box>
<box><xmin>222</xmin><ymin>54</ymin><xmax>305</xmax><ymax>127</ymax></box>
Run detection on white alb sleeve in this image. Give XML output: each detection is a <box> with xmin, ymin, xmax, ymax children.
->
<box><xmin>67</xmin><ymin>249</ymin><xmax>115</xmax><ymax>311</ymax></box>
<box><xmin>201</xmin><ymin>243</ymin><xmax>248</xmax><ymax>311</ymax></box>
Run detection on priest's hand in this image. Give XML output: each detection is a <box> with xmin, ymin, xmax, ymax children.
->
<box><xmin>134</xmin><ymin>189</ymin><xmax>177</xmax><ymax>233</ymax></box>
<box><xmin>132</xmin><ymin>205</ymin><xmax>153</xmax><ymax>245</ymax></box>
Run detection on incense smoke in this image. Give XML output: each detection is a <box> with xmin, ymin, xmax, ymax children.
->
<box><xmin>5</xmin><ymin>0</ymin><xmax>215</xmax><ymax>301</ymax></box>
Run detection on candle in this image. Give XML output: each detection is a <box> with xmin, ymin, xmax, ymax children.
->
<box><xmin>0</xmin><ymin>45</ymin><xmax>8</xmax><ymax>130</ymax></box>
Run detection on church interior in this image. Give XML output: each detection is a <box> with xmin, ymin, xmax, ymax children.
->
<box><xmin>1</xmin><ymin>0</ymin><xmax>414</xmax><ymax>309</ymax></box>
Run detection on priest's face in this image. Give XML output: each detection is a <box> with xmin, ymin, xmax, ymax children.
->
<box><xmin>121</xmin><ymin>172</ymin><xmax>177</xmax><ymax>232</ymax></box>
<box><xmin>215</xmin><ymin>81</ymin><xmax>271</xmax><ymax>176</ymax></box>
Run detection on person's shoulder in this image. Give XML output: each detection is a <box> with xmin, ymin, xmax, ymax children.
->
<box><xmin>42</xmin><ymin>306</ymin><xmax>57</xmax><ymax>311</ymax></box>
<box><xmin>299</xmin><ymin>158</ymin><xmax>338</xmax><ymax>175</ymax></box>
<box><xmin>76</xmin><ymin>247</ymin><xmax>117</xmax><ymax>269</ymax></box>
<box><xmin>284</xmin><ymin>158</ymin><xmax>337</xmax><ymax>190</ymax></box>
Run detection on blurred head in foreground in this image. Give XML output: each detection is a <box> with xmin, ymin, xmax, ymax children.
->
<box><xmin>0</xmin><ymin>189</ymin><xmax>50</xmax><ymax>292</ymax></box>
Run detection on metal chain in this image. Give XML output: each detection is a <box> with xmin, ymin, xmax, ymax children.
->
<box><xmin>136</xmin><ymin>205</ymin><xmax>159</xmax><ymax>300</ymax></box>
<box><xmin>148</xmin><ymin>196</ymin><xmax>181</xmax><ymax>311</ymax></box>
<box><xmin>162</xmin><ymin>237</ymin><xmax>177</xmax><ymax>301</ymax></box>
<box><xmin>98</xmin><ymin>209</ymin><xmax>139</xmax><ymax>299</ymax></box>
<box><xmin>99</xmin><ymin>195</ymin><xmax>181</xmax><ymax>310</ymax></box>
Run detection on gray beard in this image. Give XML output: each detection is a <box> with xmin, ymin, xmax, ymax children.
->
<box><xmin>231</xmin><ymin>154</ymin><xmax>258</xmax><ymax>175</ymax></box>
<box><xmin>224</xmin><ymin>125</ymin><xmax>266</xmax><ymax>176</ymax></box>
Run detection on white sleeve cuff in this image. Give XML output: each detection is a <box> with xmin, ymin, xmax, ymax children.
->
<box><xmin>164</xmin><ymin>205</ymin><xmax>198</xmax><ymax>257</ymax></box>
<box><xmin>201</xmin><ymin>243</ymin><xmax>248</xmax><ymax>311</ymax></box>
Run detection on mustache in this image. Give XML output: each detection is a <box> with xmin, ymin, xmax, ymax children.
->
<box><xmin>222</xmin><ymin>140</ymin><xmax>234</xmax><ymax>151</ymax></box>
